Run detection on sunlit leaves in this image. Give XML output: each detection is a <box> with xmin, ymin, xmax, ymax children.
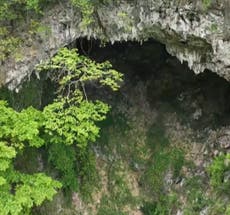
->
<box><xmin>43</xmin><ymin>99</ymin><xmax>109</xmax><ymax>148</ymax></box>
<box><xmin>37</xmin><ymin>48</ymin><xmax>123</xmax><ymax>96</ymax></box>
<box><xmin>0</xmin><ymin>142</ymin><xmax>16</xmax><ymax>160</ymax></box>
<box><xmin>0</xmin><ymin>43</ymin><xmax>122</xmax><ymax>214</ymax></box>
<box><xmin>36</xmin><ymin>47</ymin><xmax>122</xmax><ymax>198</ymax></box>
<box><xmin>0</xmin><ymin>172</ymin><xmax>61</xmax><ymax>215</ymax></box>
<box><xmin>37</xmin><ymin>47</ymin><xmax>122</xmax><ymax>148</ymax></box>
<box><xmin>0</xmin><ymin>101</ymin><xmax>44</xmax><ymax>148</ymax></box>
<box><xmin>15</xmin><ymin>173</ymin><xmax>62</xmax><ymax>206</ymax></box>
<box><xmin>0</xmin><ymin>101</ymin><xmax>61</xmax><ymax>215</ymax></box>
<box><xmin>0</xmin><ymin>142</ymin><xmax>16</xmax><ymax>172</ymax></box>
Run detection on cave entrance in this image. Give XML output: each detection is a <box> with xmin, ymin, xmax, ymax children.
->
<box><xmin>1</xmin><ymin>38</ymin><xmax>230</xmax><ymax>128</ymax></box>
<box><xmin>74</xmin><ymin>38</ymin><xmax>230</xmax><ymax>128</ymax></box>
<box><xmin>2</xmin><ymin>38</ymin><xmax>230</xmax><ymax>215</ymax></box>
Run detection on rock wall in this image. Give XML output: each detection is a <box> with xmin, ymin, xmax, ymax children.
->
<box><xmin>34</xmin><ymin>41</ymin><xmax>230</xmax><ymax>214</ymax></box>
<box><xmin>1</xmin><ymin>0</ymin><xmax>230</xmax><ymax>89</ymax></box>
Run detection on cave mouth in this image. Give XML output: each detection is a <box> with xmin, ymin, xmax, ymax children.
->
<box><xmin>1</xmin><ymin>38</ymin><xmax>230</xmax><ymax>128</ymax></box>
<box><xmin>1</xmin><ymin>40</ymin><xmax>230</xmax><ymax>215</ymax></box>
<box><xmin>74</xmin><ymin>38</ymin><xmax>230</xmax><ymax>128</ymax></box>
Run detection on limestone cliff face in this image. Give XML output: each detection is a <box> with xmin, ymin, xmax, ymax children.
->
<box><xmin>1</xmin><ymin>0</ymin><xmax>230</xmax><ymax>89</ymax></box>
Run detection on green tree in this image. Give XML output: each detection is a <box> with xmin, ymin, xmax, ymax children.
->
<box><xmin>38</xmin><ymin>47</ymin><xmax>122</xmax><ymax>193</ymax></box>
<box><xmin>0</xmin><ymin>47</ymin><xmax>122</xmax><ymax>214</ymax></box>
<box><xmin>0</xmin><ymin>101</ymin><xmax>61</xmax><ymax>215</ymax></box>
<box><xmin>38</xmin><ymin>47</ymin><xmax>122</xmax><ymax>148</ymax></box>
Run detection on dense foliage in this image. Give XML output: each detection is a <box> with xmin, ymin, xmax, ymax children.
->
<box><xmin>0</xmin><ymin>47</ymin><xmax>122</xmax><ymax>214</ymax></box>
<box><xmin>0</xmin><ymin>101</ymin><xmax>62</xmax><ymax>215</ymax></box>
<box><xmin>208</xmin><ymin>153</ymin><xmax>230</xmax><ymax>193</ymax></box>
<box><xmin>1</xmin><ymin>0</ymin><xmax>230</xmax><ymax>214</ymax></box>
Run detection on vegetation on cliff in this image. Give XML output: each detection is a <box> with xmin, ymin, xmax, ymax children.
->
<box><xmin>1</xmin><ymin>1</ymin><xmax>230</xmax><ymax>214</ymax></box>
<box><xmin>0</xmin><ymin>47</ymin><xmax>122</xmax><ymax>214</ymax></box>
<box><xmin>1</xmin><ymin>0</ymin><xmax>230</xmax><ymax>63</ymax></box>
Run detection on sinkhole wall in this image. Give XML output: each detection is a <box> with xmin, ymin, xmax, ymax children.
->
<box><xmin>1</xmin><ymin>0</ymin><xmax>230</xmax><ymax>90</ymax></box>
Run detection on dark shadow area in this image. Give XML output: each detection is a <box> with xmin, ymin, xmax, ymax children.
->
<box><xmin>0</xmin><ymin>73</ymin><xmax>55</xmax><ymax>110</ymax></box>
<box><xmin>1</xmin><ymin>38</ymin><xmax>230</xmax><ymax>129</ymax></box>
<box><xmin>75</xmin><ymin>38</ymin><xmax>230</xmax><ymax>129</ymax></box>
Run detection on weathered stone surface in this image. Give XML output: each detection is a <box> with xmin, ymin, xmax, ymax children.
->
<box><xmin>1</xmin><ymin>0</ymin><xmax>230</xmax><ymax>89</ymax></box>
<box><xmin>217</xmin><ymin>128</ymin><xmax>230</xmax><ymax>149</ymax></box>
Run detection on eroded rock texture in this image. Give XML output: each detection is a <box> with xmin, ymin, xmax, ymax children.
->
<box><xmin>1</xmin><ymin>0</ymin><xmax>230</xmax><ymax>89</ymax></box>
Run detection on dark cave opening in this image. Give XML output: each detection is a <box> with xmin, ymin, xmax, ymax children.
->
<box><xmin>1</xmin><ymin>38</ymin><xmax>230</xmax><ymax>128</ymax></box>
<box><xmin>1</xmin><ymin>40</ymin><xmax>230</xmax><ymax>215</ymax></box>
<box><xmin>74</xmin><ymin>38</ymin><xmax>230</xmax><ymax>128</ymax></box>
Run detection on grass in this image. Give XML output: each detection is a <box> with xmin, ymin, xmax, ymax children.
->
<box><xmin>97</xmin><ymin>162</ymin><xmax>138</xmax><ymax>215</ymax></box>
<box><xmin>95</xmin><ymin>103</ymin><xmax>191</xmax><ymax>215</ymax></box>
<box><xmin>140</xmin><ymin>123</ymin><xmax>185</xmax><ymax>198</ymax></box>
<box><xmin>141</xmin><ymin>193</ymin><xmax>178</xmax><ymax>215</ymax></box>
